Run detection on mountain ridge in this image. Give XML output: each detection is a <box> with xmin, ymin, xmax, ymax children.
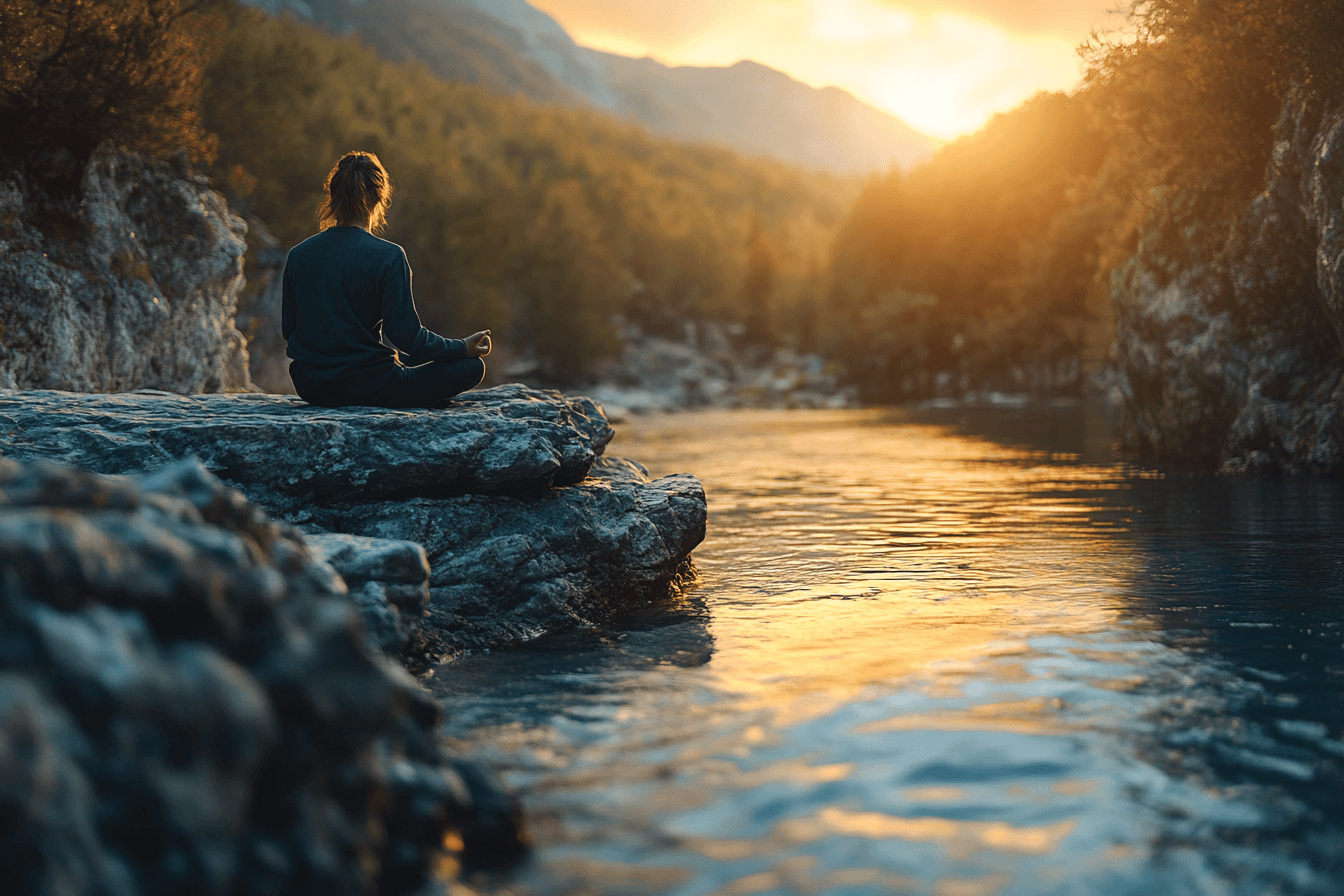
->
<box><xmin>241</xmin><ymin>0</ymin><xmax>938</xmax><ymax>173</ymax></box>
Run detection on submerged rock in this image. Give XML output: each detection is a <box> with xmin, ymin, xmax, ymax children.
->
<box><xmin>0</xmin><ymin>384</ymin><xmax>706</xmax><ymax>662</ymax></box>
<box><xmin>0</xmin><ymin>456</ymin><xmax>525</xmax><ymax>895</ymax></box>
<box><xmin>0</xmin><ymin>145</ymin><xmax>251</xmax><ymax>394</ymax></box>
<box><xmin>1111</xmin><ymin>90</ymin><xmax>1344</xmax><ymax>474</ymax></box>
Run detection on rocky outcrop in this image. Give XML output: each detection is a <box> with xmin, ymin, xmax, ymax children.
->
<box><xmin>0</xmin><ymin>145</ymin><xmax>251</xmax><ymax>394</ymax></box>
<box><xmin>311</xmin><ymin>456</ymin><xmax>705</xmax><ymax>664</ymax></box>
<box><xmin>1110</xmin><ymin>90</ymin><xmax>1344</xmax><ymax>474</ymax></box>
<box><xmin>574</xmin><ymin>318</ymin><xmax>857</xmax><ymax>414</ymax></box>
<box><xmin>0</xmin><ymin>384</ymin><xmax>707</xmax><ymax>663</ymax></box>
<box><xmin>0</xmin><ymin>384</ymin><xmax>614</xmax><ymax>513</ymax></box>
<box><xmin>0</xmin><ymin>456</ymin><xmax>525</xmax><ymax>896</ymax></box>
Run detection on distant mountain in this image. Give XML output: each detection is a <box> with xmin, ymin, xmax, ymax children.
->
<box><xmin>241</xmin><ymin>0</ymin><xmax>939</xmax><ymax>173</ymax></box>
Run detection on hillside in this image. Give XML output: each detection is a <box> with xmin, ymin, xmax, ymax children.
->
<box><xmin>240</xmin><ymin>0</ymin><xmax>937</xmax><ymax>173</ymax></box>
<box><xmin>203</xmin><ymin>4</ymin><xmax>854</xmax><ymax>383</ymax></box>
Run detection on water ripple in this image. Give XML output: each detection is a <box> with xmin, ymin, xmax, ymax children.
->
<box><xmin>432</xmin><ymin>408</ymin><xmax>1344</xmax><ymax>895</ymax></box>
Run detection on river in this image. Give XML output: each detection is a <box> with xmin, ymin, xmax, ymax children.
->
<box><xmin>428</xmin><ymin>406</ymin><xmax>1344</xmax><ymax>896</ymax></box>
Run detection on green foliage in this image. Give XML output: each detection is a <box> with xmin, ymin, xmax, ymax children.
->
<box><xmin>0</xmin><ymin>0</ymin><xmax>222</xmax><ymax>165</ymax></box>
<box><xmin>200</xmin><ymin>4</ymin><xmax>851</xmax><ymax>382</ymax></box>
<box><xmin>1084</xmin><ymin>0</ymin><xmax>1344</xmax><ymax>227</ymax></box>
<box><xmin>829</xmin><ymin>0</ymin><xmax>1344</xmax><ymax>403</ymax></box>
<box><xmin>827</xmin><ymin>91</ymin><xmax>1110</xmax><ymax>401</ymax></box>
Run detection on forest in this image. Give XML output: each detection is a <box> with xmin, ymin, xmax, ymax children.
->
<box><xmin>830</xmin><ymin>0</ymin><xmax>1344</xmax><ymax>401</ymax></box>
<box><xmin>3</xmin><ymin>0</ymin><xmax>1343</xmax><ymax>394</ymax></box>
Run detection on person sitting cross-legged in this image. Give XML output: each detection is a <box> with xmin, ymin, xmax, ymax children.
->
<box><xmin>282</xmin><ymin>150</ymin><xmax>491</xmax><ymax>409</ymax></box>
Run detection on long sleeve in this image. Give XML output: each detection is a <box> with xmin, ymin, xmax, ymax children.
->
<box><xmin>378</xmin><ymin>251</ymin><xmax>465</xmax><ymax>367</ymax></box>
<box><xmin>281</xmin><ymin>261</ymin><xmax>296</xmax><ymax>342</ymax></box>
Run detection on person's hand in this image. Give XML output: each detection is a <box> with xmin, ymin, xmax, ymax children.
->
<box><xmin>464</xmin><ymin>329</ymin><xmax>492</xmax><ymax>358</ymax></box>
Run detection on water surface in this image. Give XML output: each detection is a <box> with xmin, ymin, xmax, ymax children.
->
<box><xmin>430</xmin><ymin>407</ymin><xmax>1344</xmax><ymax>895</ymax></box>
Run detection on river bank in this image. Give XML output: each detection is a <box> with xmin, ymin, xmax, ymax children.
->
<box><xmin>0</xmin><ymin>385</ymin><xmax>706</xmax><ymax>894</ymax></box>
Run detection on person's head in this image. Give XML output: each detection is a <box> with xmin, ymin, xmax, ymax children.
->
<box><xmin>317</xmin><ymin>151</ymin><xmax>393</xmax><ymax>233</ymax></box>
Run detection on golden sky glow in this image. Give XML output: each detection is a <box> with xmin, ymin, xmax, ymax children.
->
<box><xmin>529</xmin><ymin>0</ymin><xmax>1123</xmax><ymax>140</ymax></box>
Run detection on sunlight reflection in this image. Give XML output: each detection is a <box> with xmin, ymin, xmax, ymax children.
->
<box><xmin>777</xmin><ymin>807</ymin><xmax>1078</xmax><ymax>855</ymax></box>
<box><xmin>434</xmin><ymin>408</ymin><xmax>1344</xmax><ymax>896</ymax></box>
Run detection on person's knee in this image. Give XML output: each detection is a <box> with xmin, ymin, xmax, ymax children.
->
<box><xmin>470</xmin><ymin>356</ymin><xmax>486</xmax><ymax>387</ymax></box>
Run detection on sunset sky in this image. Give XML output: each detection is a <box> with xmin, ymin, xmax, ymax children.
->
<box><xmin>528</xmin><ymin>0</ymin><xmax>1125</xmax><ymax>140</ymax></box>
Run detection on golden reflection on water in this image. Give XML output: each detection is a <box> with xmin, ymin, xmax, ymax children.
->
<box><xmin>777</xmin><ymin>808</ymin><xmax>1077</xmax><ymax>857</ymax></box>
<box><xmin>620</xmin><ymin>409</ymin><xmax>1136</xmax><ymax>730</ymax></box>
<box><xmin>439</xmin><ymin>408</ymin><xmax>1341</xmax><ymax>896</ymax></box>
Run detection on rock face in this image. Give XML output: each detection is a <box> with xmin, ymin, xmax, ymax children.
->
<box><xmin>1110</xmin><ymin>91</ymin><xmax>1344</xmax><ymax>474</ymax></box>
<box><xmin>0</xmin><ymin>384</ymin><xmax>707</xmax><ymax>663</ymax></box>
<box><xmin>0</xmin><ymin>456</ymin><xmax>525</xmax><ymax>896</ymax></box>
<box><xmin>0</xmin><ymin>145</ymin><xmax>251</xmax><ymax>394</ymax></box>
<box><xmin>312</xmin><ymin>456</ymin><xmax>706</xmax><ymax>663</ymax></box>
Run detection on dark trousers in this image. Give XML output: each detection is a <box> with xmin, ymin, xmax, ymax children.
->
<box><xmin>290</xmin><ymin>358</ymin><xmax>486</xmax><ymax>409</ymax></box>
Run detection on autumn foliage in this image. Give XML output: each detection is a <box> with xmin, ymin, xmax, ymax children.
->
<box><xmin>828</xmin><ymin>0</ymin><xmax>1344</xmax><ymax>401</ymax></box>
<box><xmin>0</xmin><ymin>0</ymin><xmax>222</xmax><ymax>165</ymax></box>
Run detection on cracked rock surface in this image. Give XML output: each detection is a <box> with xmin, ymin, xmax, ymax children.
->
<box><xmin>311</xmin><ymin>456</ymin><xmax>707</xmax><ymax>666</ymax></box>
<box><xmin>0</xmin><ymin>384</ymin><xmax>614</xmax><ymax>510</ymax></box>
<box><xmin>0</xmin><ymin>145</ymin><xmax>250</xmax><ymax>394</ymax></box>
<box><xmin>306</xmin><ymin>532</ymin><xmax>431</xmax><ymax>654</ymax></box>
<box><xmin>0</xmin><ymin>384</ymin><xmax>707</xmax><ymax>662</ymax></box>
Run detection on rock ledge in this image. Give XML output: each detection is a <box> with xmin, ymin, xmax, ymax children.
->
<box><xmin>0</xmin><ymin>384</ymin><xmax>706</xmax><ymax>663</ymax></box>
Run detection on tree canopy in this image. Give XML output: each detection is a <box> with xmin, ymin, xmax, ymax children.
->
<box><xmin>0</xmin><ymin>0</ymin><xmax>222</xmax><ymax>166</ymax></box>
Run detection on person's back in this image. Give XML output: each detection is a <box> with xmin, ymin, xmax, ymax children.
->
<box><xmin>284</xmin><ymin>226</ymin><xmax>413</xmax><ymax>387</ymax></box>
<box><xmin>281</xmin><ymin>151</ymin><xmax>492</xmax><ymax>408</ymax></box>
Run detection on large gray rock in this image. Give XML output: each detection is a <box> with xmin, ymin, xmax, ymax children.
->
<box><xmin>308</xmin><ymin>456</ymin><xmax>706</xmax><ymax>665</ymax></box>
<box><xmin>0</xmin><ymin>385</ymin><xmax>705</xmax><ymax>660</ymax></box>
<box><xmin>0</xmin><ymin>456</ymin><xmax>524</xmax><ymax>896</ymax></box>
<box><xmin>582</xmin><ymin>319</ymin><xmax>857</xmax><ymax>413</ymax></box>
<box><xmin>0</xmin><ymin>384</ymin><xmax>615</xmax><ymax>511</ymax></box>
<box><xmin>0</xmin><ymin>145</ymin><xmax>251</xmax><ymax>394</ymax></box>
<box><xmin>1111</xmin><ymin>90</ymin><xmax>1344</xmax><ymax>474</ymax></box>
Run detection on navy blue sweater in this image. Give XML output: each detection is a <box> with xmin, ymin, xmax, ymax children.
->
<box><xmin>281</xmin><ymin>227</ymin><xmax>465</xmax><ymax>387</ymax></box>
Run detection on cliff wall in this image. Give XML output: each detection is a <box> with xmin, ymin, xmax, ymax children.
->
<box><xmin>1110</xmin><ymin>91</ymin><xmax>1344</xmax><ymax>474</ymax></box>
<box><xmin>0</xmin><ymin>146</ymin><xmax>251</xmax><ymax>394</ymax></box>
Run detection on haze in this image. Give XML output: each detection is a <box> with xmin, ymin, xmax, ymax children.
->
<box><xmin>529</xmin><ymin>0</ymin><xmax>1123</xmax><ymax>140</ymax></box>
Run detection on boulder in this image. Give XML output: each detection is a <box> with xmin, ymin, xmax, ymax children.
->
<box><xmin>0</xmin><ymin>456</ymin><xmax>525</xmax><ymax>896</ymax></box>
<box><xmin>1110</xmin><ymin>89</ymin><xmax>1344</xmax><ymax>474</ymax></box>
<box><xmin>0</xmin><ymin>384</ymin><xmax>614</xmax><ymax>513</ymax></box>
<box><xmin>0</xmin><ymin>385</ymin><xmax>706</xmax><ymax>661</ymax></box>
<box><xmin>309</xmin><ymin>456</ymin><xmax>706</xmax><ymax>665</ymax></box>
<box><xmin>584</xmin><ymin>319</ymin><xmax>858</xmax><ymax>413</ymax></box>
<box><xmin>0</xmin><ymin>145</ymin><xmax>251</xmax><ymax>394</ymax></box>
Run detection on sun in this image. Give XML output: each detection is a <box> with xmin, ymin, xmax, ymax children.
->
<box><xmin>531</xmin><ymin>0</ymin><xmax>1093</xmax><ymax>142</ymax></box>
